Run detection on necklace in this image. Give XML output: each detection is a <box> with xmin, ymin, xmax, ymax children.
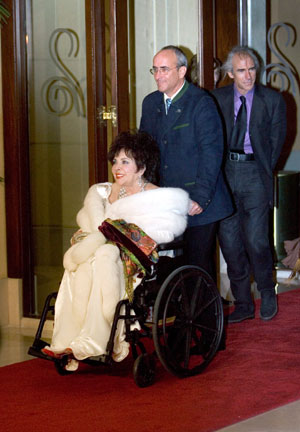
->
<box><xmin>118</xmin><ymin>187</ymin><xmax>128</xmax><ymax>199</ymax></box>
<box><xmin>118</xmin><ymin>180</ymin><xmax>148</xmax><ymax>199</ymax></box>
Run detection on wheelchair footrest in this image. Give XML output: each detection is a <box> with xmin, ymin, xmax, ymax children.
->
<box><xmin>28</xmin><ymin>342</ymin><xmax>53</xmax><ymax>361</ymax></box>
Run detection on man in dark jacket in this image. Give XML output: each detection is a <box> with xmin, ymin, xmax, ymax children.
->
<box><xmin>140</xmin><ymin>45</ymin><xmax>233</xmax><ymax>278</ymax></box>
<box><xmin>212</xmin><ymin>46</ymin><xmax>286</xmax><ymax>322</ymax></box>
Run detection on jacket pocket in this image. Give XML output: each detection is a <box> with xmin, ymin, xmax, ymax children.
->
<box><xmin>173</xmin><ymin>123</ymin><xmax>189</xmax><ymax>130</ymax></box>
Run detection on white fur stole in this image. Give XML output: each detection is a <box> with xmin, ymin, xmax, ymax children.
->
<box><xmin>63</xmin><ymin>184</ymin><xmax>189</xmax><ymax>272</ymax></box>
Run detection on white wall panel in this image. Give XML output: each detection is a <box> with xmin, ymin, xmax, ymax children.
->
<box><xmin>133</xmin><ymin>0</ymin><xmax>198</xmax><ymax>126</ymax></box>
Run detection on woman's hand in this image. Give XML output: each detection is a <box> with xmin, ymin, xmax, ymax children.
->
<box><xmin>70</xmin><ymin>229</ymin><xmax>89</xmax><ymax>245</ymax></box>
<box><xmin>188</xmin><ymin>200</ymin><xmax>203</xmax><ymax>216</ymax></box>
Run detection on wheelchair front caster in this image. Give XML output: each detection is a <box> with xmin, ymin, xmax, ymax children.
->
<box><xmin>54</xmin><ymin>356</ymin><xmax>74</xmax><ymax>376</ymax></box>
<box><xmin>133</xmin><ymin>353</ymin><xmax>156</xmax><ymax>387</ymax></box>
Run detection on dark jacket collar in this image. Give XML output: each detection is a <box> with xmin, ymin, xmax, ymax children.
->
<box><xmin>172</xmin><ymin>80</ymin><xmax>190</xmax><ymax>103</ymax></box>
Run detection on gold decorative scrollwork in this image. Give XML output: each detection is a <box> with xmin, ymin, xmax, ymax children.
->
<box><xmin>264</xmin><ymin>22</ymin><xmax>300</xmax><ymax>96</ymax></box>
<box><xmin>41</xmin><ymin>28</ymin><xmax>86</xmax><ymax>117</ymax></box>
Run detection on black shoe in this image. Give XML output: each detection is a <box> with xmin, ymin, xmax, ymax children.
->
<box><xmin>221</xmin><ymin>297</ymin><xmax>232</xmax><ymax>305</ymax></box>
<box><xmin>260</xmin><ymin>290</ymin><xmax>278</xmax><ymax>321</ymax></box>
<box><xmin>227</xmin><ymin>305</ymin><xmax>255</xmax><ymax>324</ymax></box>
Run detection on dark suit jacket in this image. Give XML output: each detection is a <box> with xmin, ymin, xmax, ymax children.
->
<box><xmin>140</xmin><ymin>81</ymin><xmax>233</xmax><ymax>226</ymax></box>
<box><xmin>212</xmin><ymin>84</ymin><xmax>287</xmax><ymax>207</ymax></box>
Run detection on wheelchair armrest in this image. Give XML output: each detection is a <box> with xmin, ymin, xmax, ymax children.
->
<box><xmin>157</xmin><ymin>238</ymin><xmax>185</xmax><ymax>252</ymax></box>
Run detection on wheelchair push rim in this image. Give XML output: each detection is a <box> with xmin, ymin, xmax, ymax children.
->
<box><xmin>152</xmin><ymin>265</ymin><xmax>223</xmax><ymax>378</ymax></box>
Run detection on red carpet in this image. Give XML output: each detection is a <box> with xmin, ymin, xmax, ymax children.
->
<box><xmin>1</xmin><ymin>289</ymin><xmax>300</xmax><ymax>432</ymax></box>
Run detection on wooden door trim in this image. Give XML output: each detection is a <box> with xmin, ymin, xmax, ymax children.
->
<box><xmin>110</xmin><ymin>0</ymin><xmax>129</xmax><ymax>136</ymax></box>
<box><xmin>1</xmin><ymin>0</ymin><xmax>34</xmax><ymax>313</ymax></box>
<box><xmin>85</xmin><ymin>0</ymin><xmax>108</xmax><ymax>184</ymax></box>
<box><xmin>198</xmin><ymin>0</ymin><xmax>215</xmax><ymax>89</ymax></box>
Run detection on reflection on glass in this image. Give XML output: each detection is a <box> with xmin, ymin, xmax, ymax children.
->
<box><xmin>26</xmin><ymin>0</ymin><xmax>88</xmax><ymax>315</ymax></box>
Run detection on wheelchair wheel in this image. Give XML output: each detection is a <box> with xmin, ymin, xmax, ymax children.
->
<box><xmin>133</xmin><ymin>353</ymin><xmax>156</xmax><ymax>387</ymax></box>
<box><xmin>152</xmin><ymin>265</ymin><xmax>223</xmax><ymax>378</ymax></box>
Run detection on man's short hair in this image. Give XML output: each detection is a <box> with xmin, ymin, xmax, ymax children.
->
<box><xmin>222</xmin><ymin>45</ymin><xmax>260</xmax><ymax>75</ymax></box>
<box><xmin>159</xmin><ymin>45</ymin><xmax>188</xmax><ymax>68</ymax></box>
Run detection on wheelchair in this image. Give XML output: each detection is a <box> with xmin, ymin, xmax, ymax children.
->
<box><xmin>28</xmin><ymin>240</ymin><xmax>224</xmax><ymax>387</ymax></box>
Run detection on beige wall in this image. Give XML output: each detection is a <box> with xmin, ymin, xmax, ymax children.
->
<box><xmin>132</xmin><ymin>0</ymin><xmax>199</xmax><ymax>127</ymax></box>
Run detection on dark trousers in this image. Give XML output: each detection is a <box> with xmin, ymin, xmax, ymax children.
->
<box><xmin>218</xmin><ymin>159</ymin><xmax>275</xmax><ymax>306</ymax></box>
<box><xmin>184</xmin><ymin>222</ymin><xmax>218</xmax><ymax>280</ymax></box>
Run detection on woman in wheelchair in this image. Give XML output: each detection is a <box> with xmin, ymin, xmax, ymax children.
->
<box><xmin>42</xmin><ymin>131</ymin><xmax>190</xmax><ymax>370</ymax></box>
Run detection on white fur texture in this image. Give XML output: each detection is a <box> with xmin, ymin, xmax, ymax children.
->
<box><xmin>63</xmin><ymin>231</ymin><xmax>106</xmax><ymax>272</ymax></box>
<box><xmin>64</xmin><ymin>185</ymin><xmax>189</xmax><ymax>272</ymax></box>
<box><xmin>105</xmin><ymin>187</ymin><xmax>189</xmax><ymax>243</ymax></box>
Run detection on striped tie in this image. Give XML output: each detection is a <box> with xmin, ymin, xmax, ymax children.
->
<box><xmin>166</xmin><ymin>98</ymin><xmax>172</xmax><ymax>114</ymax></box>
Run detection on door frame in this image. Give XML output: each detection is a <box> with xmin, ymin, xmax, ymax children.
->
<box><xmin>85</xmin><ymin>0</ymin><xmax>108</xmax><ymax>185</ymax></box>
<box><xmin>1</xmin><ymin>0</ymin><xmax>33</xmax><ymax>314</ymax></box>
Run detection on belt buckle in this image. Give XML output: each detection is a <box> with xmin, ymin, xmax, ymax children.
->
<box><xmin>229</xmin><ymin>152</ymin><xmax>238</xmax><ymax>161</ymax></box>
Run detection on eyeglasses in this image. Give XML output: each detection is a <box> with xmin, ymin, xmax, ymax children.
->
<box><xmin>150</xmin><ymin>66</ymin><xmax>179</xmax><ymax>75</ymax></box>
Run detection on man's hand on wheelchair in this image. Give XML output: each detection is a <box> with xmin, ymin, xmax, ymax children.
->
<box><xmin>188</xmin><ymin>200</ymin><xmax>203</xmax><ymax>216</ymax></box>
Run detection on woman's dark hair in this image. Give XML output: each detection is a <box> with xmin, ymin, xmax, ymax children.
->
<box><xmin>107</xmin><ymin>130</ymin><xmax>160</xmax><ymax>184</ymax></box>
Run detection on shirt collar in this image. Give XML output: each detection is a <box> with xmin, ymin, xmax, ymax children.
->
<box><xmin>164</xmin><ymin>80</ymin><xmax>186</xmax><ymax>103</ymax></box>
<box><xmin>233</xmin><ymin>84</ymin><xmax>255</xmax><ymax>103</ymax></box>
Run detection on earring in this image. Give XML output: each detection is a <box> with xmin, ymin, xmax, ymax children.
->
<box><xmin>137</xmin><ymin>176</ymin><xmax>143</xmax><ymax>187</ymax></box>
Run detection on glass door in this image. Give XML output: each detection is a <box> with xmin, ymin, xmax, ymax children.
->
<box><xmin>26</xmin><ymin>0</ymin><xmax>89</xmax><ymax>314</ymax></box>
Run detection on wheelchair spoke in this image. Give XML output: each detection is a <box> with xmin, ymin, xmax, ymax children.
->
<box><xmin>193</xmin><ymin>322</ymin><xmax>218</xmax><ymax>334</ymax></box>
<box><xmin>183</xmin><ymin>326</ymin><xmax>192</xmax><ymax>369</ymax></box>
<box><xmin>193</xmin><ymin>294</ymin><xmax>222</xmax><ymax>322</ymax></box>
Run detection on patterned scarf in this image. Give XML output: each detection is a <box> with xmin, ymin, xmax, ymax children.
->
<box><xmin>99</xmin><ymin>218</ymin><xmax>159</xmax><ymax>301</ymax></box>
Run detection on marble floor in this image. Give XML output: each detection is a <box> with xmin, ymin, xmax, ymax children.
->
<box><xmin>1</xmin><ymin>277</ymin><xmax>300</xmax><ymax>432</ymax></box>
